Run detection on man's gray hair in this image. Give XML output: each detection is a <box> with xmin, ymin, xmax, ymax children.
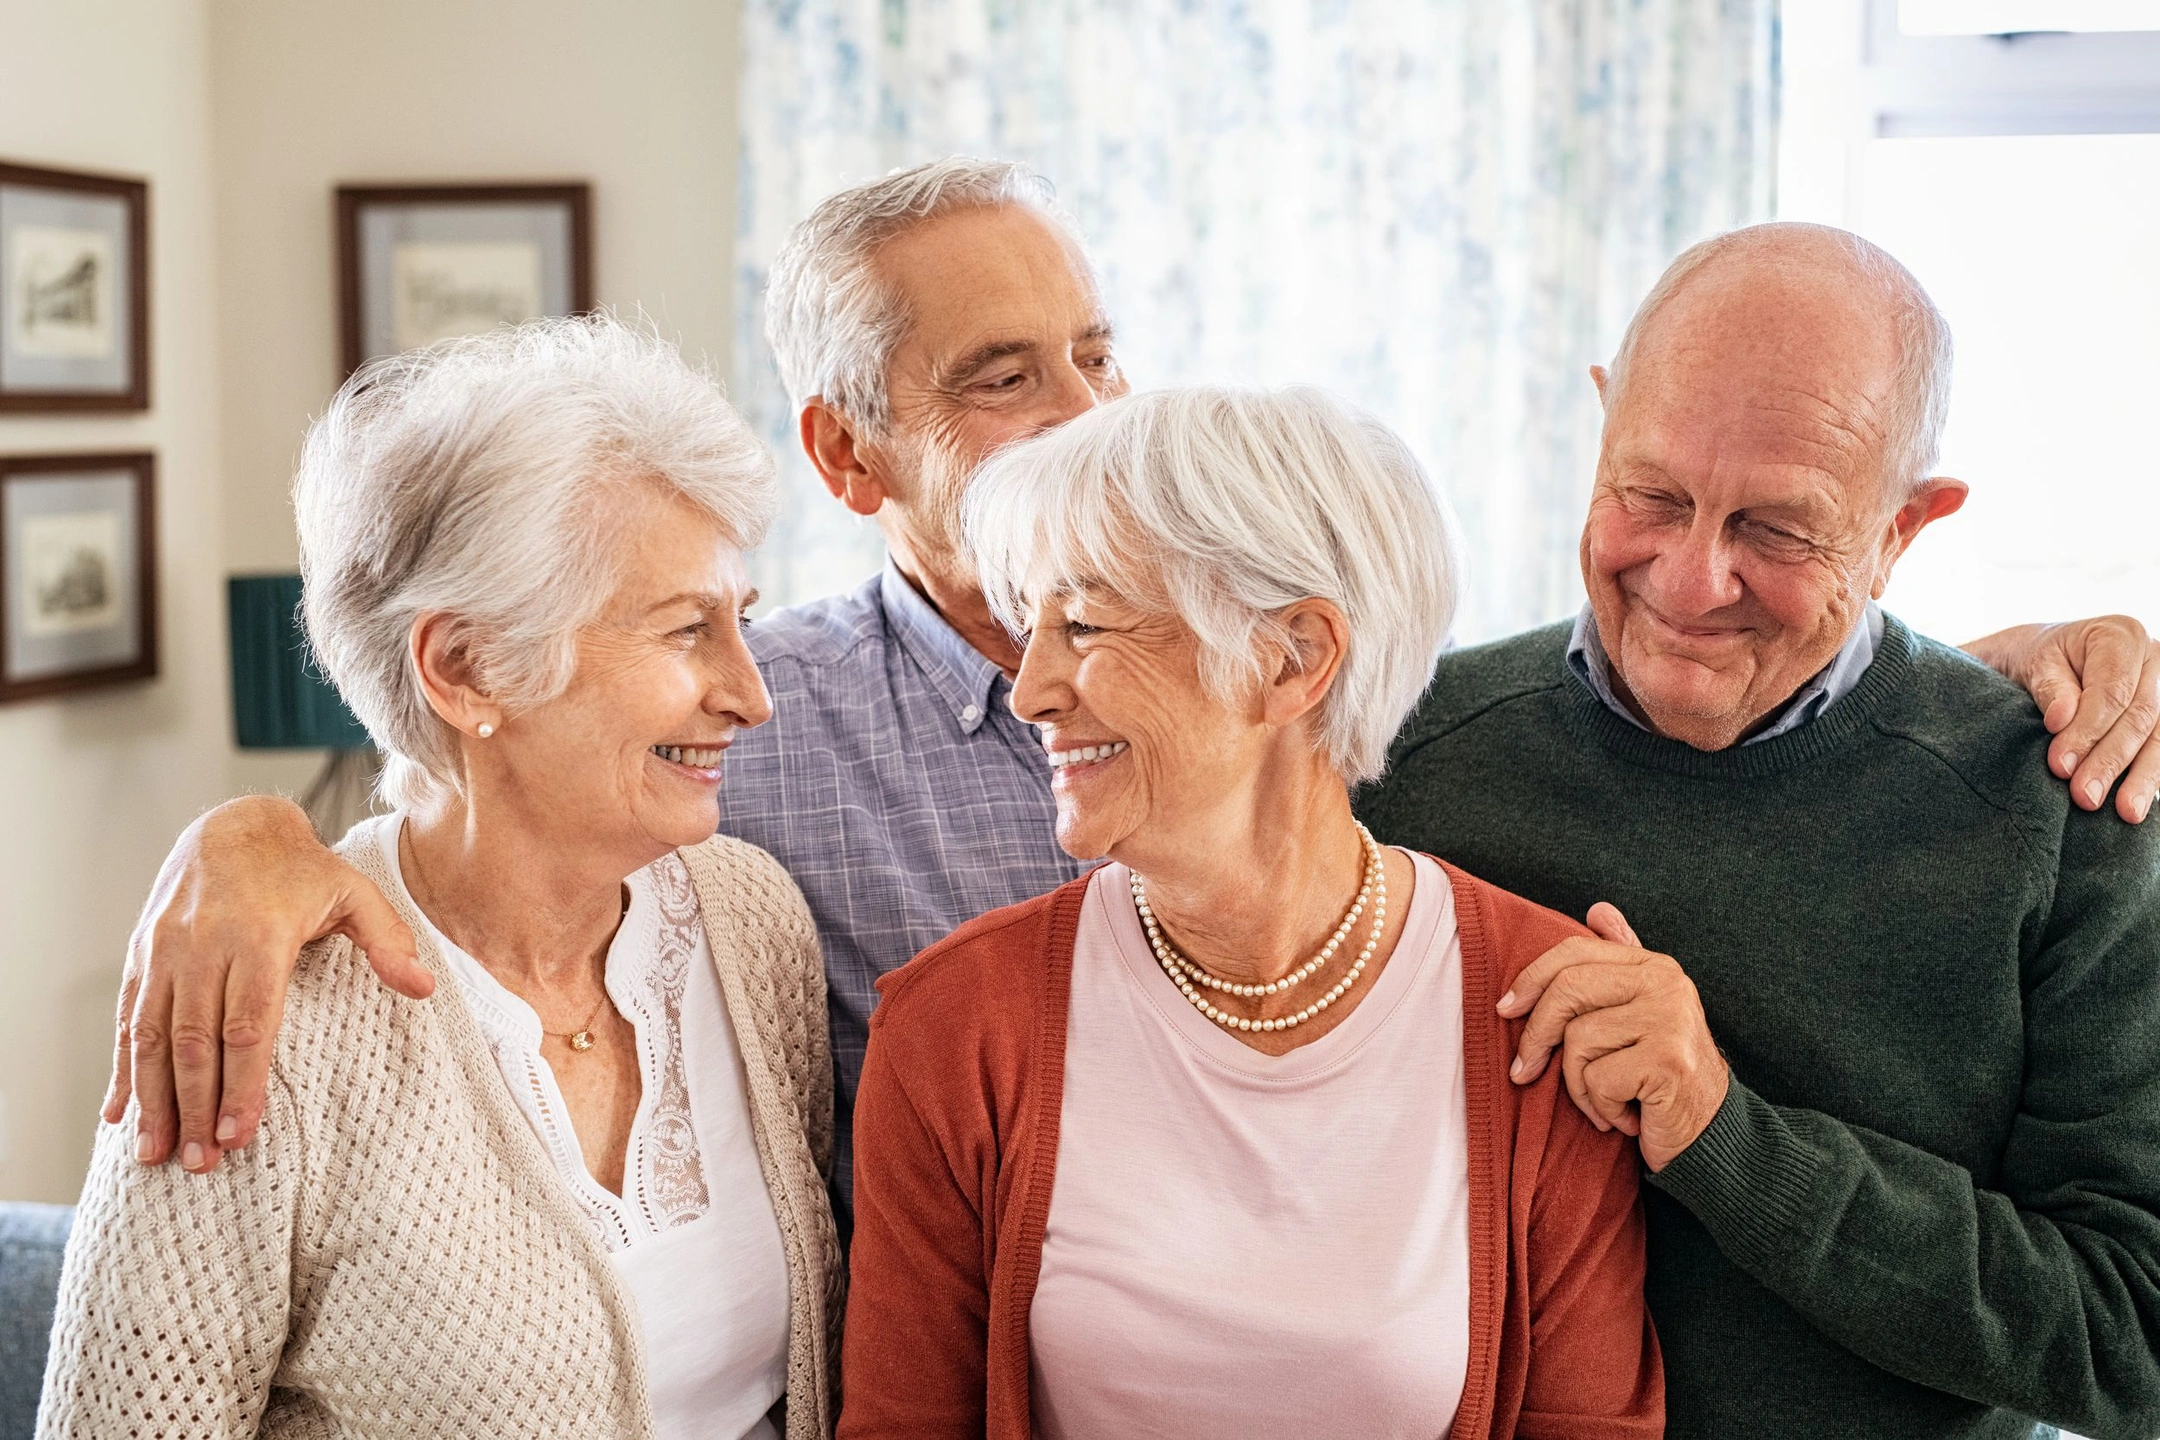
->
<box><xmin>965</xmin><ymin>386</ymin><xmax>1462</xmax><ymax>786</ymax></box>
<box><xmin>763</xmin><ymin>156</ymin><xmax>1083</xmax><ymax>433</ymax></box>
<box><xmin>296</xmin><ymin>314</ymin><xmax>778</xmax><ymax>809</ymax></box>
<box><xmin>1605</xmin><ymin>221</ymin><xmax>1955</xmax><ymax>497</ymax></box>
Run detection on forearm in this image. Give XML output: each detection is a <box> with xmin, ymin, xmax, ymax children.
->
<box><xmin>1650</xmin><ymin>1079</ymin><xmax>2160</xmax><ymax>1437</ymax></box>
<box><xmin>1957</xmin><ymin>623</ymin><xmax>2044</xmax><ymax>675</ymax></box>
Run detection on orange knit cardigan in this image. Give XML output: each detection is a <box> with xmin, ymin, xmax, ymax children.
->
<box><xmin>840</xmin><ymin>859</ymin><xmax>1664</xmax><ymax>1439</ymax></box>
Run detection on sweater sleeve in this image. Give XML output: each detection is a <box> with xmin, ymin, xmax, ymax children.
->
<box><xmin>38</xmin><ymin>1074</ymin><xmax>302</xmax><ymax>1438</ymax></box>
<box><xmin>838</xmin><ymin>1023</ymin><xmax>991</xmax><ymax>1439</ymax></box>
<box><xmin>1516</xmin><ymin>1078</ymin><xmax>1665</xmax><ymax>1438</ymax></box>
<box><xmin>1648</xmin><ymin>806</ymin><xmax>2160</xmax><ymax>1439</ymax></box>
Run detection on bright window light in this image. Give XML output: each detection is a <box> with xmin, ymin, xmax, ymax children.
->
<box><xmin>1850</xmin><ymin>133</ymin><xmax>2160</xmax><ymax>639</ymax></box>
<box><xmin>1900</xmin><ymin>0</ymin><xmax>2160</xmax><ymax>34</ymax></box>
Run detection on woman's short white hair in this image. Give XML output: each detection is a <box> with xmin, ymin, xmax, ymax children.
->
<box><xmin>763</xmin><ymin>156</ymin><xmax>1084</xmax><ymax>434</ymax></box>
<box><xmin>966</xmin><ymin>386</ymin><xmax>1462</xmax><ymax>785</ymax></box>
<box><xmin>296</xmin><ymin>314</ymin><xmax>778</xmax><ymax>810</ymax></box>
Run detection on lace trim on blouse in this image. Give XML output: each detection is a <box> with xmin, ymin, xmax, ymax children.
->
<box><xmin>379</xmin><ymin>819</ymin><xmax>712</xmax><ymax>1252</ymax></box>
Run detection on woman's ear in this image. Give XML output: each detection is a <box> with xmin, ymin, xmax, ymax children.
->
<box><xmin>1263</xmin><ymin>599</ymin><xmax>1351</xmax><ymax>727</ymax></box>
<box><xmin>409</xmin><ymin>613</ymin><xmax>502</xmax><ymax>740</ymax></box>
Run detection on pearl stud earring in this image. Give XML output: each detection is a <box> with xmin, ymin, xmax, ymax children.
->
<box><xmin>476</xmin><ymin>722</ymin><xmax>495</xmax><ymax>738</ymax></box>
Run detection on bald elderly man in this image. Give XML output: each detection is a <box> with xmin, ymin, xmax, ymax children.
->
<box><xmin>113</xmin><ymin>161</ymin><xmax>2156</xmax><ymax>1244</ymax></box>
<box><xmin>1359</xmin><ymin>225</ymin><xmax>2160</xmax><ymax>1438</ymax></box>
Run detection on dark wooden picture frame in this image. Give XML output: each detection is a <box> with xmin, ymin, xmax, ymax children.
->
<box><xmin>0</xmin><ymin>160</ymin><xmax>151</xmax><ymax>412</ymax></box>
<box><xmin>336</xmin><ymin>182</ymin><xmax>593</xmax><ymax>376</ymax></box>
<box><xmin>0</xmin><ymin>452</ymin><xmax>158</xmax><ymax>702</ymax></box>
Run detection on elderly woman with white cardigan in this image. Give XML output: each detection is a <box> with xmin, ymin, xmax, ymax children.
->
<box><xmin>40</xmin><ymin>318</ymin><xmax>839</xmax><ymax>1439</ymax></box>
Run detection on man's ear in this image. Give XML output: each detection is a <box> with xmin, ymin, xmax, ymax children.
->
<box><xmin>1263</xmin><ymin>599</ymin><xmax>1351</xmax><ymax>728</ymax></box>
<box><xmin>801</xmin><ymin>400</ymin><xmax>892</xmax><ymax>519</ymax></box>
<box><xmin>1871</xmin><ymin>476</ymin><xmax>1969</xmax><ymax>599</ymax></box>
<box><xmin>410</xmin><ymin>612</ymin><xmax>501</xmax><ymax>739</ymax></box>
<box><xmin>1590</xmin><ymin>364</ymin><xmax>1610</xmax><ymax>409</ymax></box>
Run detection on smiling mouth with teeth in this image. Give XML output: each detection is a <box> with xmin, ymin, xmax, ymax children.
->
<box><xmin>1045</xmin><ymin>740</ymin><xmax>1129</xmax><ymax>769</ymax></box>
<box><xmin>651</xmin><ymin>744</ymin><xmax>729</xmax><ymax>769</ymax></box>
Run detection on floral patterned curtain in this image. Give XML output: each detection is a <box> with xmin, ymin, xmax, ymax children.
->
<box><xmin>735</xmin><ymin>0</ymin><xmax>1779</xmax><ymax>641</ymax></box>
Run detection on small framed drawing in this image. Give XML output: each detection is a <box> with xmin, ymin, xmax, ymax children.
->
<box><xmin>337</xmin><ymin>182</ymin><xmax>592</xmax><ymax>375</ymax></box>
<box><xmin>0</xmin><ymin>452</ymin><xmax>158</xmax><ymax>702</ymax></box>
<box><xmin>0</xmin><ymin>160</ymin><xmax>151</xmax><ymax>412</ymax></box>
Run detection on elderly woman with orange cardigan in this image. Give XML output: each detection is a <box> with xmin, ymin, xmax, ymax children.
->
<box><xmin>839</xmin><ymin>386</ymin><xmax>1661</xmax><ymax>1439</ymax></box>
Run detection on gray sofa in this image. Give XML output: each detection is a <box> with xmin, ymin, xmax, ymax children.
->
<box><xmin>0</xmin><ymin>1204</ymin><xmax>70</xmax><ymax>1439</ymax></box>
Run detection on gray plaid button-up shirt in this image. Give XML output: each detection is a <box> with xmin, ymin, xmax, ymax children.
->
<box><xmin>717</xmin><ymin>564</ymin><xmax>1085</xmax><ymax>1225</ymax></box>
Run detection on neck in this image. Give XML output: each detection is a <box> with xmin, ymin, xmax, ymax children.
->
<box><xmin>1124</xmin><ymin>760</ymin><xmax>1367</xmax><ymax>988</ymax></box>
<box><xmin>886</xmin><ymin>541</ymin><xmax>1024</xmax><ymax>676</ymax></box>
<box><xmin>398</xmin><ymin>790</ymin><xmax>635</xmax><ymax>992</ymax></box>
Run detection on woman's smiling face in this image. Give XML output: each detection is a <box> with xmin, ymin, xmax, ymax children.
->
<box><xmin>1009</xmin><ymin>586</ymin><xmax>1270</xmax><ymax>866</ymax></box>
<box><xmin>477</xmin><ymin>488</ymin><xmax>772</xmax><ymax>864</ymax></box>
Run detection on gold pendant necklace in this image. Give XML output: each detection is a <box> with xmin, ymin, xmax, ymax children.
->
<box><xmin>543</xmin><ymin>994</ymin><xmax>610</xmax><ymax>1053</ymax></box>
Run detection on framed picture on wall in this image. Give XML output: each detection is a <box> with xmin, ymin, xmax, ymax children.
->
<box><xmin>0</xmin><ymin>161</ymin><xmax>151</xmax><ymax>412</ymax></box>
<box><xmin>0</xmin><ymin>452</ymin><xmax>158</xmax><ymax>702</ymax></box>
<box><xmin>336</xmin><ymin>182</ymin><xmax>592</xmax><ymax>375</ymax></box>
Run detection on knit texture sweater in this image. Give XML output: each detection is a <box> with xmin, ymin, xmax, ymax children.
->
<box><xmin>838</xmin><ymin>862</ymin><xmax>1663</xmax><ymax>1440</ymax></box>
<box><xmin>1355</xmin><ymin>615</ymin><xmax>2160</xmax><ymax>1440</ymax></box>
<box><xmin>38</xmin><ymin>830</ymin><xmax>843</xmax><ymax>1440</ymax></box>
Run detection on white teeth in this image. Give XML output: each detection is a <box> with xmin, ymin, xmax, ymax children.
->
<box><xmin>1046</xmin><ymin>740</ymin><xmax>1128</xmax><ymax>768</ymax></box>
<box><xmin>653</xmin><ymin>745</ymin><xmax>724</xmax><ymax>768</ymax></box>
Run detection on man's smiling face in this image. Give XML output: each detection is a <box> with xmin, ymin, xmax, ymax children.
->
<box><xmin>1580</xmin><ymin>246</ymin><xmax>1939</xmax><ymax>751</ymax></box>
<box><xmin>864</xmin><ymin>202</ymin><xmax>1128</xmax><ymax>571</ymax></box>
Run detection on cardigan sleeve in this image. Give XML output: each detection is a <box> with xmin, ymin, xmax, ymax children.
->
<box><xmin>1515</xmin><ymin>1072</ymin><xmax>1665</xmax><ymax>1438</ymax></box>
<box><xmin>839</xmin><ymin>1019</ymin><xmax>993</xmax><ymax>1439</ymax></box>
<box><xmin>38</xmin><ymin>1074</ymin><xmax>303</xmax><ymax>1438</ymax></box>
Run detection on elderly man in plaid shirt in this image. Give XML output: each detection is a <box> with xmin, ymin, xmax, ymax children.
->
<box><xmin>107</xmin><ymin>158</ymin><xmax>2160</xmax><ymax>1239</ymax></box>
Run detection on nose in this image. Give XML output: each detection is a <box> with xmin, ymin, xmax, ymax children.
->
<box><xmin>705</xmin><ymin>624</ymin><xmax>774</xmax><ymax>729</ymax></box>
<box><xmin>1008</xmin><ymin>626</ymin><xmax>1075</xmax><ymax>728</ymax></box>
<box><xmin>1028</xmin><ymin>355</ymin><xmax>1110</xmax><ymax>433</ymax></box>
<box><xmin>1651</xmin><ymin>517</ymin><xmax>1746</xmax><ymax>618</ymax></box>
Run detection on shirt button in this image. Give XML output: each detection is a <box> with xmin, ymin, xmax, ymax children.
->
<box><xmin>961</xmin><ymin>704</ymin><xmax>981</xmax><ymax>724</ymax></box>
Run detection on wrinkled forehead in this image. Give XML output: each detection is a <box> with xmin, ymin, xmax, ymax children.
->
<box><xmin>1610</xmin><ymin>270</ymin><xmax>1905</xmax><ymax>505</ymax></box>
<box><xmin>872</xmin><ymin>205</ymin><xmax>1110</xmax><ymax>372</ymax></box>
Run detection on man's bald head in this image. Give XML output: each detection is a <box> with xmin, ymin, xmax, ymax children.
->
<box><xmin>1579</xmin><ymin>223</ymin><xmax>1969</xmax><ymax>752</ymax></box>
<box><xmin>1604</xmin><ymin>222</ymin><xmax>1953</xmax><ymax>500</ymax></box>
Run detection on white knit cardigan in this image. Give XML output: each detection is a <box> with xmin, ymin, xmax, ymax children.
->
<box><xmin>39</xmin><ymin>830</ymin><xmax>842</xmax><ymax>1439</ymax></box>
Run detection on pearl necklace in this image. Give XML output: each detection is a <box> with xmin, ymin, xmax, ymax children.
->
<box><xmin>1132</xmin><ymin>824</ymin><xmax>1387</xmax><ymax>1034</ymax></box>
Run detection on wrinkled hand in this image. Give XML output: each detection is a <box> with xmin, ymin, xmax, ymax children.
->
<box><xmin>1966</xmin><ymin>616</ymin><xmax>2160</xmax><ymax>823</ymax></box>
<box><xmin>1498</xmin><ymin>904</ymin><xmax>1729</xmax><ymax>1171</ymax></box>
<box><xmin>107</xmin><ymin>795</ymin><xmax>427</xmax><ymax>1173</ymax></box>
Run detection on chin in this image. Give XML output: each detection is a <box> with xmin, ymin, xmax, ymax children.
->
<box><xmin>646</xmin><ymin>799</ymin><xmax>723</xmax><ymax>851</ymax></box>
<box><xmin>1051</xmin><ymin>803</ymin><xmax>1116</xmax><ymax>864</ymax></box>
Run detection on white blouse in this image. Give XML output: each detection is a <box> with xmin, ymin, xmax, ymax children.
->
<box><xmin>368</xmin><ymin>815</ymin><xmax>792</xmax><ymax>1440</ymax></box>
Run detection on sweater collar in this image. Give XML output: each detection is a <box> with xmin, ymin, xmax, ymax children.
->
<box><xmin>1558</xmin><ymin>613</ymin><xmax>1917</xmax><ymax>779</ymax></box>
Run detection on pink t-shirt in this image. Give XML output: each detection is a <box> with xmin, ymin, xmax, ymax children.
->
<box><xmin>1029</xmin><ymin>850</ymin><xmax>1471</xmax><ymax>1440</ymax></box>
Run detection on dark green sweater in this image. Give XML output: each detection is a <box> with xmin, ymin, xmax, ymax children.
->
<box><xmin>1356</xmin><ymin>616</ymin><xmax>2160</xmax><ymax>1440</ymax></box>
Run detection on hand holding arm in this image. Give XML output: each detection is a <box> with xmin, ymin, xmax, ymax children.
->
<box><xmin>1963</xmin><ymin>615</ymin><xmax>2160</xmax><ymax>822</ymax></box>
<box><xmin>1500</xmin><ymin>903</ymin><xmax>1728</xmax><ymax>1170</ymax></box>
<box><xmin>110</xmin><ymin>794</ymin><xmax>424</xmax><ymax>1173</ymax></box>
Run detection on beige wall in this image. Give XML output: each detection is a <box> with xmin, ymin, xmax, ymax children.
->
<box><xmin>0</xmin><ymin>0</ymin><xmax>744</xmax><ymax>1202</ymax></box>
<box><xmin>0</xmin><ymin>0</ymin><xmax>230</xmax><ymax>1202</ymax></box>
<box><xmin>209</xmin><ymin>0</ymin><xmax>746</xmax><ymax>798</ymax></box>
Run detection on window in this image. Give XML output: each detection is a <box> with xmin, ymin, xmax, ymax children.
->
<box><xmin>1781</xmin><ymin>1</ymin><xmax>2160</xmax><ymax>642</ymax></box>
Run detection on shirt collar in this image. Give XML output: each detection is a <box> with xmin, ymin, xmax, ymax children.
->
<box><xmin>1565</xmin><ymin>601</ymin><xmax>1883</xmax><ymax>746</ymax></box>
<box><xmin>878</xmin><ymin>561</ymin><xmax>1006</xmax><ymax>735</ymax></box>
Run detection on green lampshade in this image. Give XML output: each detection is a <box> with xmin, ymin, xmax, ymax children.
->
<box><xmin>227</xmin><ymin>574</ymin><xmax>370</xmax><ymax>750</ymax></box>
